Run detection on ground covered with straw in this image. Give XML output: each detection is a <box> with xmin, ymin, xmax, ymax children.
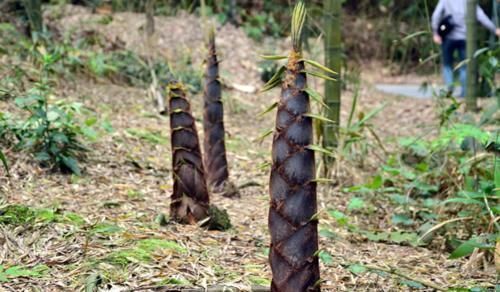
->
<box><xmin>0</xmin><ymin>5</ymin><xmax>497</xmax><ymax>291</ymax></box>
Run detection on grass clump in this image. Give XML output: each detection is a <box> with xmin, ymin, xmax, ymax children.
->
<box><xmin>0</xmin><ymin>264</ymin><xmax>49</xmax><ymax>283</ymax></box>
<box><xmin>0</xmin><ymin>204</ymin><xmax>87</xmax><ymax>227</ymax></box>
<box><xmin>136</xmin><ymin>239</ymin><xmax>187</xmax><ymax>254</ymax></box>
<box><xmin>0</xmin><ymin>205</ymin><xmax>36</xmax><ymax>225</ymax></box>
<box><xmin>205</xmin><ymin>205</ymin><xmax>232</xmax><ymax>231</ymax></box>
<box><xmin>104</xmin><ymin>239</ymin><xmax>187</xmax><ymax>267</ymax></box>
<box><xmin>105</xmin><ymin>248</ymin><xmax>152</xmax><ymax>266</ymax></box>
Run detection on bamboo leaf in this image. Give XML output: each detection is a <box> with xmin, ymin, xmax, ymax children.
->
<box><xmin>258</xmin><ymin>161</ymin><xmax>272</xmax><ymax>171</ymax></box>
<box><xmin>314</xmin><ymin>178</ymin><xmax>335</xmax><ymax>183</ymax></box>
<box><xmin>354</xmin><ymin>103</ymin><xmax>387</xmax><ymax>127</ymax></box>
<box><xmin>261</xmin><ymin>78</ymin><xmax>282</xmax><ymax>93</ymax></box>
<box><xmin>400</xmin><ymin>30</ymin><xmax>429</xmax><ymax>42</ymax></box>
<box><xmin>260</xmin><ymin>66</ymin><xmax>285</xmax><ymax>93</ymax></box>
<box><xmin>304</xmin><ymin>113</ymin><xmax>336</xmax><ymax>124</ymax></box>
<box><xmin>303</xmin><ymin>70</ymin><xmax>336</xmax><ymax>81</ymax></box>
<box><xmin>309</xmin><ymin>212</ymin><xmax>320</xmax><ymax>222</ymax></box>
<box><xmin>473</xmin><ymin>46</ymin><xmax>490</xmax><ymax>58</ymax></box>
<box><xmin>303</xmin><ymin>59</ymin><xmax>337</xmax><ymax>75</ymax></box>
<box><xmin>291</xmin><ymin>0</ymin><xmax>307</xmax><ymax>51</ymax></box>
<box><xmin>85</xmin><ymin>273</ymin><xmax>102</xmax><ymax>292</ymax></box>
<box><xmin>258</xmin><ymin>102</ymin><xmax>278</xmax><ymax>117</ymax></box>
<box><xmin>255</xmin><ymin>129</ymin><xmax>274</xmax><ymax>143</ymax></box>
<box><xmin>307</xmin><ymin>144</ymin><xmax>335</xmax><ymax>156</ymax></box>
<box><xmin>260</xmin><ymin>55</ymin><xmax>288</xmax><ymax>61</ymax></box>
<box><xmin>305</xmin><ymin>87</ymin><xmax>329</xmax><ymax>109</ymax></box>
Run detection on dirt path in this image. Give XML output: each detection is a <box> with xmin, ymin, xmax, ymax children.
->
<box><xmin>0</xmin><ymin>5</ymin><xmax>496</xmax><ymax>291</ymax></box>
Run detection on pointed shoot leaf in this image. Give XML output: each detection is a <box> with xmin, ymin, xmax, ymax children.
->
<box><xmin>303</xmin><ymin>70</ymin><xmax>336</xmax><ymax>81</ymax></box>
<box><xmin>258</xmin><ymin>102</ymin><xmax>279</xmax><ymax>117</ymax></box>
<box><xmin>307</xmin><ymin>144</ymin><xmax>335</xmax><ymax>156</ymax></box>
<box><xmin>260</xmin><ymin>55</ymin><xmax>288</xmax><ymax>61</ymax></box>
<box><xmin>260</xmin><ymin>66</ymin><xmax>285</xmax><ymax>93</ymax></box>
<box><xmin>291</xmin><ymin>0</ymin><xmax>307</xmax><ymax>51</ymax></box>
<box><xmin>255</xmin><ymin>129</ymin><xmax>274</xmax><ymax>143</ymax></box>
<box><xmin>305</xmin><ymin>87</ymin><xmax>329</xmax><ymax>109</ymax></box>
<box><xmin>303</xmin><ymin>59</ymin><xmax>337</xmax><ymax>75</ymax></box>
<box><xmin>304</xmin><ymin>113</ymin><xmax>336</xmax><ymax>124</ymax></box>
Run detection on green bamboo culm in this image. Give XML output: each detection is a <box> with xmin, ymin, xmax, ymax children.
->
<box><xmin>22</xmin><ymin>0</ymin><xmax>43</xmax><ymax>38</ymax></box>
<box><xmin>466</xmin><ymin>0</ymin><xmax>478</xmax><ymax>112</ymax></box>
<box><xmin>322</xmin><ymin>0</ymin><xmax>342</xmax><ymax>173</ymax></box>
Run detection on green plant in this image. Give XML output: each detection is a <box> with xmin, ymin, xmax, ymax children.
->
<box><xmin>104</xmin><ymin>238</ymin><xmax>187</xmax><ymax>267</ymax></box>
<box><xmin>242</xmin><ymin>11</ymin><xmax>281</xmax><ymax>41</ymax></box>
<box><xmin>0</xmin><ymin>204</ymin><xmax>86</xmax><ymax>226</ymax></box>
<box><xmin>11</xmin><ymin>85</ymin><xmax>95</xmax><ymax>175</ymax></box>
<box><xmin>476</xmin><ymin>45</ymin><xmax>499</xmax><ymax>105</ymax></box>
<box><xmin>338</xmin><ymin>97</ymin><xmax>387</xmax><ymax>167</ymax></box>
<box><xmin>346</xmin><ymin>122</ymin><xmax>499</xmax><ymax>260</ymax></box>
<box><xmin>0</xmin><ymin>264</ymin><xmax>49</xmax><ymax>282</ymax></box>
<box><xmin>0</xmin><ymin>49</ymin><xmax>98</xmax><ymax>175</ymax></box>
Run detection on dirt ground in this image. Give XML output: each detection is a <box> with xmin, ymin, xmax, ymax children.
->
<box><xmin>0</xmin><ymin>5</ymin><xmax>497</xmax><ymax>291</ymax></box>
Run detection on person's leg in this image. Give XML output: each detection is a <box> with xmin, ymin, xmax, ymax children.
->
<box><xmin>441</xmin><ymin>39</ymin><xmax>455</xmax><ymax>93</ymax></box>
<box><xmin>457</xmin><ymin>40</ymin><xmax>467</xmax><ymax>97</ymax></box>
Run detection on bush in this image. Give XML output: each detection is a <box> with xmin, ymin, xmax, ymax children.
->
<box><xmin>0</xmin><ymin>50</ymin><xmax>98</xmax><ymax>175</ymax></box>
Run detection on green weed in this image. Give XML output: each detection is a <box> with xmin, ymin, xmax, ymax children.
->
<box><xmin>104</xmin><ymin>239</ymin><xmax>187</xmax><ymax>267</ymax></box>
<box><xmin>0</xmin><ymin>264</ymin><xmax>49</xmax><ymax>282</ymax></box>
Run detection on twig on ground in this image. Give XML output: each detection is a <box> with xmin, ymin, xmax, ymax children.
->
<box><xmin>363</xmin><ymin>264</ymin><xmax>446</xmax><ymax>291</ymax></box>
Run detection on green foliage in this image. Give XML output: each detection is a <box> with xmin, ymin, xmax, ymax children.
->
<box><xmin>0</xmin><ymin>204</ymin><xmax>87</xmax><ymax>226</ymax></box>
<box><xmin>10</xmin><ymin>86</ymin><xmax>95</xmax><ymax>174</ymax></box>
<box><xmin>90</xmin><ymin>222</ymin><xmax>122</xmax><ymax>236</ymax></box>
<box><xmin>0</xmin><ymin>204</ymin><xmax>37</xmax><ymax>225</ymax></box>
<box><xmin>448</xmin><ymin>236</ymin><xmax>495</xmax><ymax>259</ymax></box>
<box><xmin>105</xmin><ymin>239</ymin><xmax>187</xmax><ymax>266</ymax></box>
<box><xmin>318</xmin><ymin>250</ymin><xmax>334</xmax><ymax>265</ymax></box>
<box><xmin>242</xmin><ymin>12</ymin><xmax>281</xmax><ymax>41</ymax></box>
<box><xmin>345</xmin><ymin>120</ymin><xmax>499</xmax><ymax>259</ymax></box>
<box><xmin>476</xmin><ymin>46</ymin><xmax>500</xmax><ymax>102</ymax></box>
<box><xmin>0</xmin><ymin>264</ymin><xmax>49</xmax><ymax>282</ymax></box>
<box><xmin>205</xmin><ymin>205</ymin><xmax>232</xmax><ymax>231</ymax></box>
<box><xmin>125</xmin><ymin>128</ymin><xmax>168</xmax><ymax>145</ymax></box>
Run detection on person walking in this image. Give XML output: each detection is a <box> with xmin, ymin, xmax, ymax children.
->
<box><xmin>432</xmin><ymin>0</ymin><xmax>500</xmax><ymax>97</ymax></box>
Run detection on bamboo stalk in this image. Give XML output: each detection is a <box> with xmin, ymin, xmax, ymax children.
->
<box><xmin>322</xmin><ymin>0</ymin><xmax>342</xmax><ymax>173</ymax></box>
<box><xmin>22</xmin><ymin>0</ymin><xmax>43</xmax><ymax>37</ymax></box>
<box><xmin>466</xmin><ymin>0</ymin><xmax>478</xmax><ymax>112</ymax></box>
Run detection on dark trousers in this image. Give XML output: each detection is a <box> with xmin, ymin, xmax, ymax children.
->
<box><xmin>442</xmin><ymin>38</ymin><xmax>466</xmax><ymax>97</ymax></box>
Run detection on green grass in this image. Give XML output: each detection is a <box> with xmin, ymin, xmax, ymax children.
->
<box><xmin>0</xmin><ymin>264</ymin><xmax>49</xmax><ymax>282</ymax></box>
<box><xmin>104</xmin><ymin>239</ymin><xmax>187</xmax><ymax>267</ymax></box>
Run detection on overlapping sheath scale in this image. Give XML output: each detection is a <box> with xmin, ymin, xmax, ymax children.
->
<box><xmin>203</xmin><ymin>37</ymin><xmax>229</xmax><ymax>190</ymax></box>
<box><xmin>269</xmin><ymin>59</ymin><xmax>320</xmax><ymax>292</ymax></box>
<box><xmin>169</xmin><ymin>84</ymin><xmax>210</xmax><ymax>224</ymax></box>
